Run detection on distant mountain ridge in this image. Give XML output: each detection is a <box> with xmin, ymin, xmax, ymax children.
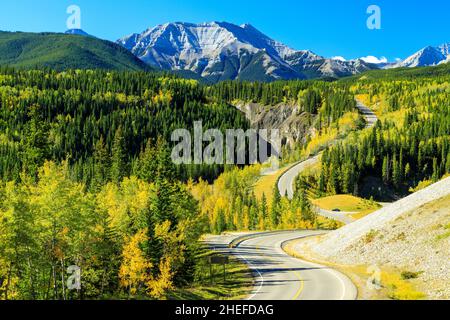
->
<box><xmin>117</xmin><ymin>22</ymin><xmax>376</xmax><ymax>83</ymax></box>
<box><xmin>0</xmin><ymin>24</ymin><xmax>448</xmax><ymax>82</ymax></box>
<box><xmin>393</xmin><ymin>43</ymin><xmax>450</xmax><ymax>68</ymax></box>
<box><xmin>65</xmin><ymin>29</ymin><xmax>92</xmax><ymax>37</ymax></box>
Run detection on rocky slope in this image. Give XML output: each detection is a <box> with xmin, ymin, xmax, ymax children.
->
<box><xmin>234</xmin><ymin>101</ymin><xmax>316</xmax><ymax>147</ymax></box>
<box><xmin>300</xmin><ymin>177</ymin><xmax>450</xmax><ymax>299</ymax></box>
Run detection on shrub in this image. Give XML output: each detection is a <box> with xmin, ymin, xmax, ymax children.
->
<box><xmin>401</xmin><ymin>271</ymin><xmax>422</xmax><ymax>280</ymax></box>
<box><xmin>364</xmin><ymin>229</ymin><xmax>380</xmax><ymax>243</ymax></box>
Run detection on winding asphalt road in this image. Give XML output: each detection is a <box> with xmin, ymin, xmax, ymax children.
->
<box><xmin>203</xmin><ymin>100</ymin><xmax>376</xmax><ymax>300</ymax></box>
<box><xmin>205</xmin><ymin>231</ymin><xmax>357</xmax><ymax>300</ymax></box>
<box><xmin>356</xmin><ymin>99</ymin><xmax>378</xmax><ymax>128</ymax></box>
<box><xmin>277</xmin><ymin>99</ymin><xmax>378</xmax><ymax>224</ymax></box>
<box><xmin>278</xmin><ymin>155</ymin><xmax>321</xmax><ymax>200</ymax></box>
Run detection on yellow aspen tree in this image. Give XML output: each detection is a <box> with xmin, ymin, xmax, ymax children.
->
<box><xmin>146</xmin><ymin>257</ymin><xmax>174</xmax><ymax>299</ymax></box>
<box><xmin>119</xmin><ymin>229</ymin><xmax>152</xmax><ymax>296</ymax></box>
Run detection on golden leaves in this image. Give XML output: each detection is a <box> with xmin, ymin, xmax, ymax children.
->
<box><xmin>119</xmin><ymin>229</ymin><xmax>152</xmax><ymax>295</ymax></box>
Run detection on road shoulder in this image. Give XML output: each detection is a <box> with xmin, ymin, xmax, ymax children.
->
<box><xmin>282</xmin><ymin>235</ymin><xmax>427</xmax><ymax>300</ymax></box>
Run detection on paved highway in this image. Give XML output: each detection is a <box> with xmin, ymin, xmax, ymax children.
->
<box><xmin>278</xmin><ymin>155</ymin><xmax>320</xmax><ymax>200</ymax></box>
<box><xmin>355</xmin><ymin>99</ymin><xmax>378</xmax><ymax>128</ymax></box>
<box><xmin>277</xmin><ymin>99</ymin><xmax>378</xmax><ymax>223</ymax></box>
<box><xmin>206</xmin><ymin>231</ymin><xmax>357</xmax><ymax>300</ymax></box>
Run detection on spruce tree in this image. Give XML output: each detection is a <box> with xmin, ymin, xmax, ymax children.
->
<box><xmin>92</xmin><ymin>136</ymin><xmax>110</xmax><ymax>189</ymax></box>
<box><xmin>110</xmin><ymin>127</ymin><xmax>127</xmax><ymax>184</ymax></box>
<box><xmin>270</xmin><ymin>185</ymin><xmax>281</xmax><ymax>229</ymax></box>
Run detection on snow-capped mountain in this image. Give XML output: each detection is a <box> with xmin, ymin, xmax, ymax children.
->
<box><xmin>394</xmin><ymin>44</ymin><xmax>450</xmax><ymax>68</ymax></box>
<box><xmin>65</xmin><ymin>29</ymin><xmax>92</xmax><ymax>37</ymax></box>
<box><xmin>117</xmin><ymin>22</ymin><xmax>376</xmax><ymax>82</ymax></box>
<box><xmin>439</xmin><ymin>55</ymin><xmax>450</xmax><ymax>65</ymax></box>
<box><xmin>438</xmin><ymin>43</ymin><xmax>450</xmax><ymax>56</ymax></box>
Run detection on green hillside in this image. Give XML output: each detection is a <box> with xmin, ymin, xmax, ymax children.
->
<box><xmin>0</xmin><ymin>31</ymin><xmax>148</xmax><ymax>71</ymax></box>
<box><xmin>346</xmin><ymin>62</ymin><xmax>450</xmax><ymax>81</ymax></box>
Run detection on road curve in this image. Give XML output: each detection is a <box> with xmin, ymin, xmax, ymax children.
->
<box><xmin>205</xmin><ymin>231</ymin><xmax>357</xmax><ymax>300</ymax></box>
<box><xmin>356</xmin><ymin>99</ymin><xmax>378</xmax><ymax>128</ymax></box>
<box><xmin>278</xmin><ymin>160</ymin><xmax>357</xmax><ymax>224</ymax></box>
<box><xmin>278</xmin><ymin>99</ymin><xmax>378</xmax><ymax>202</ymax></box>
<box><xmin>313</xmin><ymin>207</ymin><xmax>355</xmax><ymax>225</ymax></box>
<box><xmin>278</xmin><ymin>155</ymin><xmax>320</xmax><ymax>200</ymax></box>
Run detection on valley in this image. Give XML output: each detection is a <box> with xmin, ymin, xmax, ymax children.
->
<box><xmin>201</xmin><ymin>65</ymin><xmax>450</xmax><ymax>300</ymax></box>
<box><xmin>0</xmin><ymin>18</ymin><xmax>449</xmax><ymax>302</ymax></box>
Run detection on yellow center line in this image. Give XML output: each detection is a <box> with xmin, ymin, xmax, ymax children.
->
<box><xmin>292</xmin><ymin>271</ymin><xmax>304</xmax><ymax>300</ymax></box>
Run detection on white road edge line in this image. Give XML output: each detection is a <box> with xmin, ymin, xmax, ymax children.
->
<box><xmin>226</xmin><ymin>231</ymin><xmax>356</xmax><ymax>301</ymax></box>
<box><xmin>237</xmin><ymin>254</ymin><xmax>264</xmax><ymax>300</ymax></box>
<box><xmin>280</xmin><ymin>248</ymin><xmax>349</xmax><ymax>300</ymax></box>
<box><xmin>234</xmin><ymin>231</ymin><xmax>297</xmax><ymax>300</ymax></box>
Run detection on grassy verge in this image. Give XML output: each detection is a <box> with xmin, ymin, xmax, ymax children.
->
<box><xmin>253</xmin><ymin>165</ymin><xmax>291</xmax><ymax>204</ymax></box>
<box><xmin>168</xmin><ymin>248</ymin><xmax>253</xmax><ymax>300</ymax></box>
<box><xmin>283</xmin><ymin>237</ymin><xmax>426</xmax><ymax>300</ymax></box>
<box><xmin>312</xmin><ymin>194</ymin><xmax>381</xmax><ymax>220</ymax></box>
<box><xmin>316</xmin><ymin>216</ymin><xmax>344</xmax><ymax>230</ymax></box>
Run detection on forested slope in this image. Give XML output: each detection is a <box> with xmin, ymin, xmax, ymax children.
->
<box><xmin>293</xmin><ymin>65</ymin><xmax>450</xmax><ymax>201</ymax></box>
<box><xmin>191</xmin><ymin>80</ymin><xmax>364</xmax><ymax>234</ymax></box>
<box><xmin>0</xmin><ymin>68</ymin><xmax>249</xmax><ymax>184</ymax></box>
<box><xmin>1</xmin><ymin>61</ymin><xmax>448</xmax><ymax>300</ymax></box>
<box><xmin>0</xmin><ymin>31</ymin><xmax>149</xmax><ymax>71</ymax></box>
<box><xmin>0</xmin><ymin>69</ymin><xmax>249</xmax><ymax>300</ymax></box>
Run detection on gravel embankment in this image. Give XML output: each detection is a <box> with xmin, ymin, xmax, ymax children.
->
<box><xmin>302</xmin><ymin>177</ymin><xmax>450</xmax><ymax>299</ymax></box>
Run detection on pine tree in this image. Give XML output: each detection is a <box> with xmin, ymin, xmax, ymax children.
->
<box><xmin>318</xmin><ymin>169</ymin><xmax>326</xmax><ymax>195</ymax></box>
<box><xmin>249</xmin><ymin>205</ymin><xmax>258</xmax><ymax>230</ymax></box>
<box><xmin>155</xmin><ymin>137</ymin><xmax>176</xmax><ymax>182</ymax></box>
<box><xmin>432</xmin><ymin>158</ymin><xmax>439</xmax><ymax>182</ymax></box>
<box><xmin>22</xmin><ymin>104</ymin><xmax>50</xmax><ymax>178</ymax></box>
<box><xmin>295</xmin><ymin>180</ymin><xmax>315</xmax><ymax>224</ymax></box>
<box><xmin>215</xmin><ymin>208</ymin><xmax>226</xmax><ymax>234</ymax></box>
<box><xmin>110</xmin><ymin>127</ymin><xmax>127</xmax><ymax>184</ymax></box>
<box><xmin>392</xmin><ymin>153</ymin><xmax>402</xmax><ymax>188</ymax></box>
<box><xmin>405</xmin><ymin>163</ymin><xmax>411</xmax><ymax>179</ymax></box>
<box><xmin>382</xmin><ymin>155</ymin><xmax>390</xmax><ymax>185</ymax></box>
<box><xmin>136</xmin><ymin>139</ymin><xmax>158</xmax><ymax>183</ymax></box>
<box><xmin>92</xmin><ymin>136</ymin><xmax>110</xmax><ymax>189</ymax></box>
<box><xmin>270</xmin><ymin>185</ymin><xmax>281</xmax><ymax>229</ymax></box>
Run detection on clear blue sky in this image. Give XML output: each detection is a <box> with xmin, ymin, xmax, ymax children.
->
<box><xmin>1</xmin><ymin>0</ymin><xmax>449</xmax><ymax>61</ymax></box>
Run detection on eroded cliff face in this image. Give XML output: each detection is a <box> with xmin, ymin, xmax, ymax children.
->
<box><xmin>234</xmin><ymin>101</ymin><xmax>316</xmax><ymax>147</ymax></box>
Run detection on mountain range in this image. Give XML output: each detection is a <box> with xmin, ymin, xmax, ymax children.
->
<box><xmin>117</xmin><ymin>22</ymin><xmax>377</xmax><ymax>82</ymax></box>
<box><xmin>0</xmin><ymin>22</ymin><xmax>448</xmax><ymax>82</ymax></box>
<box><xmin>392</xmin><ymin>43</ymin><xmax>450</xmax><ymax>68</ymax></box>
<box><xmin>117</xmin><ymin>22</ymin><xmax>450</xmax><ymax>83</ymax></box>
